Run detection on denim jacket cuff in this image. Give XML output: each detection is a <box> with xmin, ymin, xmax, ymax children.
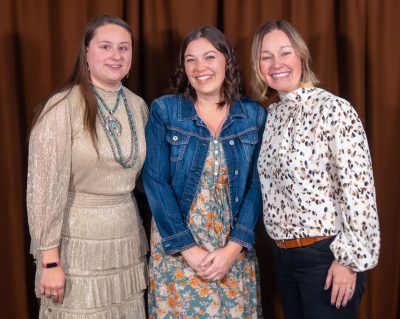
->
<box><xmin>229</xmin><ymin>225</ymin><xmax>256</xmax><ymax>250</ymax></box>
<box><xmin>161</xmin><ymin>230</ymin><xmax>197</xmax><ymax>255</ymax></box>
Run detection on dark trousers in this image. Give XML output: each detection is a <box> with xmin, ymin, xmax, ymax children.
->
<box><xmin>272</xmin><ymin>237</ymin><xmax>366</xmax><ymax>319</ymax></box>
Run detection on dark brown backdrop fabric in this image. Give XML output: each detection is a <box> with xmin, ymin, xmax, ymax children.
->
<box><xmin>0</xmin><ymin>1</ymin><xmax>398</xmax><ymax>318</ymax></box>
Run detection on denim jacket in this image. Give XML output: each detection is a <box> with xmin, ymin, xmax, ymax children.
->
<box><xmin>143</xmin><ymin>94</ymin><xmax>267</xmax><ymax>255</ymax></box>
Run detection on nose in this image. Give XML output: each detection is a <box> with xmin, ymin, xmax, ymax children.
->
<box><xmin>110</xmin><ymin>47</ymin><xmax>122</xmax><ymax>60</ymax></box>
<box><xmin>271</xmin><ymin>56</ymin><xmax>283</xmax><ymax>69</ymax></box>
<box><xmin>195</xmin><ymin>58</ymin><xmax>207</xmax><ymax>71</ymax></box>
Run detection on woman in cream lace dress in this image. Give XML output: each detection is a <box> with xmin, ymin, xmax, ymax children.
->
<box><xmin>27</xmin><ymin>16</ymin><xmax>148</xmax><ymax>318</ymax></box>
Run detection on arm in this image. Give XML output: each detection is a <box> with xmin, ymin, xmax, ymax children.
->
<box><xmin>324</xmin><ymin>99</ymin><xmax>380</xmax><ymax>307</ymax></box>
<box><xmin>143</xmin><ymin>99</ymin><xmax>197</xmax><ymax>255</ymax></box>
<box><xmin>229</xmin><ymin>105</ymin><xmax>267</xmax><ymax>249</ymax></box>
<box><xmin>27</xmin><ymin>97</ymin><xmax>71</xmax><ymax>303</ymax></box>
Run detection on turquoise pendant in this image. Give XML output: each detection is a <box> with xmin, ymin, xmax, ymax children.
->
<box><xmin>105</xmin><ymin>115</ymin><xmax>122</xmax><ymax>136</ymax></box>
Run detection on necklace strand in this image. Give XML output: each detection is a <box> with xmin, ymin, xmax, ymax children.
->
<box><xmin>93</xmin><ymin>86</ymin><xmax>139</xmax><ymax>169</ymax></box>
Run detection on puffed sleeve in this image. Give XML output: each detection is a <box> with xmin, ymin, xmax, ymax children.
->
<box><xmin>27</xmin><ymin>96</ymin><xmax>72</xmax><ymax>257</ymax></box>
<box><xmin>327</xmin><ymin>98</ymin><xmax>380</xmax><ymax>272</ymax></box>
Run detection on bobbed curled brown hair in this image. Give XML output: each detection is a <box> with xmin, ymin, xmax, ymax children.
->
<box><xmin>169</xmin><ymin>25</ymin><xmax>242</xmax><ymax>108</ymax></box>
<box><xmin>30</xmin><ymin>15</ymin><xmax>133</xmax><ymax>147</ymax></box>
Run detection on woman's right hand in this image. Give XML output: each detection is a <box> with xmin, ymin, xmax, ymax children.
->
<box><xmin>181</xmin><ymin>246</ymin><xmax>209</xmax><ymax>273</ymax></box>
<box><xmin>39</xmin><ymin>248</ymin><xmax>65</xmax><ymax>304</ymax></box>
<box><xmin>39</xmin><ymin>266</ymin><xmax>65</xmax><ymax>304</ymax></box>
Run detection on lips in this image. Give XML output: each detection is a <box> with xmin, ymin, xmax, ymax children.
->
<box><xmin>195</xmin><ymin>74</ymin><xmax>214</xmax><ymax>81</ymax></box>
<box><xmin>106</xmin><ymin>64</ymin><xmax>122</xmax><ymax>70</ymax></box>
<box><xmin>270</xmin><ymin>72</ymin><xmax>290</xmax><ymax>78</ymax></box>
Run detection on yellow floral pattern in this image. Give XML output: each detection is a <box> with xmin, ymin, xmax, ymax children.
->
<box><xmin>148</xmin><ymin>140</ymin><xmax>262</xmax><ymax>318</ymax></box>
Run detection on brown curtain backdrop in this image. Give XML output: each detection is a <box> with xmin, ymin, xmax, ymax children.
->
<box><xmin>0</xmin><ymin>0</ymin><xmax>398</xmax><ymax>318</ymax></box>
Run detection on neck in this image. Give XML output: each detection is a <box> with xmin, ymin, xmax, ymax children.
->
<box><xmin>91</xmin><ymin>80</ymin><xmax>122</xmax><ymax>92</ymax></box>
<box><xmin>195</xmin><ymin>95</ymin><xmax>223</xmax><ymax>111</ymax></box>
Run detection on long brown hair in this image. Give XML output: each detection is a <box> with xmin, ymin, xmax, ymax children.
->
<box><xmin>169</xmin><ymin>25</ymin><xmax>242</xmax><ymax>108</ymax></box>
<box><xmin>30</xmin><ymin>15</ymin><xmax>134</xmax><ymax>147</ymax></box>
<box><xmin>251</xmin><ymin>19</ymin><xmax>318</xmax><ymax>100</ymax></box>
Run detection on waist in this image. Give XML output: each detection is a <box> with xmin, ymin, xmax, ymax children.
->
<box><xmin>67</xmin><ymin>192</ymin><xmax>133</xmax><ymax>207</ymax></box>
<box><xmin>275</xmin><ymin>236</ymin><xmax>332</xmax><ymax>249</ymax></box>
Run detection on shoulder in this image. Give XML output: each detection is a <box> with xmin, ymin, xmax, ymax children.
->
<box><xmin>150</xmin><ymin>94</ymin><xmax>184</xmax><ymax>115</ymax></box>
<box><xmin>31</xmin><ymin>87</ymin><xmax>79</xmax><ymax>136</ymax></box>
<box><xmin>313</xmin><ymin>88</ymin><xmax>351</xmax><ymax>110</ymax></box>
<box><xmin>122</xmin><ymin>86</ymin><xmax>146</xmax><ymax>106</ymax></box>
<box><xmin>239</xmin><ymin>96</ymin><xmax>264</xmax><ymax>109</ymax></box>
<box><xmin>313</xmin><ymin>88</ymin><xmax>358</xmax><ymax>119</ymax></box>
<box><xmin>122</xmin><ymin>86</ymin><xmax>148</xmax><ymax>119</ymax></box>
<box><xmin>310</xmin><ymin>88</ymin><xmax>363</xmax><ymax>133</ymax></box>
<box><xmin>40</xmin><ymin>86</ymin><xmax>80</xmax><ymax>119</ymax></box>
<box><xmin>152</xmin><ymin>94</ymin><xmax>183</xmax><ymax>107</ymax></box>
<box><xmin>237</xmin><ymin>97</ymin><xmax>267</xmax><ymax>123</ymax></box>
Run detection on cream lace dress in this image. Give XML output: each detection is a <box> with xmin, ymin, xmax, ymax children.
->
<box><xmin>27</xmin><ymin>85</ymin><xmax>148</xmax><ymax>318</ymax></box>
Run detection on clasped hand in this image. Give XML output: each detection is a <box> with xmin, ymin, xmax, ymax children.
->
<box><xmin>181</xmin><ymin>241</ymin><xmax>242</xmax><ymax>282</ymax></box>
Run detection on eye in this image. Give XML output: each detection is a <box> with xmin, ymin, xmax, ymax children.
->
<box><xmin>185</xmin><ymin>57</ymin><xmax>195</xmax><ymax>63</ymax></box>
<box><xmin>119</xmin><ymin>46</ymin><xmax>130</xmax><ymax>52</ymax></box>
<box><xmin>260</xmin><ymin>55</ymin><xmax>272</xmax><ymax>61</ymax></box>
<box><xmin>282</xmin><ymin>51</ymin><xmax>292</xmax><ymax>57</ymax></box>
<box><xmin>205</xmin><ymin>55</ymin><xmax>216</xmax><ymax>60</ymax></box>
<box><xmin>100</xmin><ymin>44</ymin><xmax>111</xmax><ymax>50</ymax></box>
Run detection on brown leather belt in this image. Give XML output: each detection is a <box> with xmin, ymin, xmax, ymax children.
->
<box><xmin>275</xmin><ymin>236</ymin><xmax>331</xmax><ymax>249</ymax></box>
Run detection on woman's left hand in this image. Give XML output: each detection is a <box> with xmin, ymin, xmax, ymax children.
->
<box><xmin>196</xmin><ymin>241</ymin><xmax>242</xmax><ymax>281</ymax></box>
<box><xmin>324</xmin><ymin>260</ymin><xmax>357</xmax><ymax>308</ymax></box>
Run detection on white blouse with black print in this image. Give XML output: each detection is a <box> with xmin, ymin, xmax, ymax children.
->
<box><xmin>258</xmin><ymin>86</ymin><xmax>380</xmax><ymax>272</ymax></box>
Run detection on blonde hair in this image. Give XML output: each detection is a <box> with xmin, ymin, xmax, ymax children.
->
<box><xmin>251</xmin><ymin>20</ymin><xmax>318</xmax><ymax>100</ymax></box>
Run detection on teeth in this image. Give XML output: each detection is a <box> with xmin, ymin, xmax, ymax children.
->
<box><xmin>272</xmin><ymin>72</ymin><xmax>289</xmax><ymax>78</ymax></box>
<box><xmin>196</xmin><ymin>75</ymin><xmax>212</xmax><ymax>81</ymax></box>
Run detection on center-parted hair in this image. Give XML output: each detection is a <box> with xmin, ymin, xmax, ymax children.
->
<box><xmin>31</xmin><ymin>15</ymin><xmax>133</xmax><ymax>148</ymax></box>
<box><xmin>251</xmin><ymin>19</ymin><xmax>318</xmax><ymax>100</ymax></box>
<box><xmin>169</xmin><ymin>25</ymin><xmax>242</xmax><ymax>108</ymax></box>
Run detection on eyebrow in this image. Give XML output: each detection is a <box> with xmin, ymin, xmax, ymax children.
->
<box><xmin>261</xmin><ymin>45</ymin><xmax>293</xmax><ymax>53</ymax></box>
<box><xmin>184</xmin><ymin>50</ymin><xmax>218</xmax><ymax>58</ymax></box>
<box><xmin>97</xmin><ymin>40</ymin><xmax>131</xmax><ymax>45</ymax></box>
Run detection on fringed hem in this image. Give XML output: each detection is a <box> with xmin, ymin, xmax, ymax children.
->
<box><xmin>60</xmin><ymin>227</ymin><xmax>148</xmax><ymax>270</ymax></box>
<box><xmin>39</xmin><ymin>294</ymin><xmax>146</xmax><ymax>319</ymax></box>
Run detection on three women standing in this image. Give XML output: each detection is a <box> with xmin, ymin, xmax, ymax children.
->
<box><xmin>27</xmin><ymin>16</ymin><xmax>148</xmax><ymax>318</ymax></box>
<box><xmin>27</xmin><ymin>13</ymin><xmax>380</xmax><ymax>319</ymax></box>
<box><xmin>252</xmin><ymin>20</ymin><xmax>380</xmax><ymax>319</ymax></box>
<box><xmin>143</xmin><ymin>26</ymin><xmax>265</xmax><ymax>318</ymax></box>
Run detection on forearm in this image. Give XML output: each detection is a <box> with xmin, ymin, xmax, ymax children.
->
<box><xmin>40</xmin><ymin>247</ymin><xmax>60</xmax><ymax>264</ymax></box>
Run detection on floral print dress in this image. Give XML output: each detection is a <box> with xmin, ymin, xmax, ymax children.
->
<box><xmin>148</xmin><ymin>139</ymin><xmax>261</xmax><ymax>319</ymax></box>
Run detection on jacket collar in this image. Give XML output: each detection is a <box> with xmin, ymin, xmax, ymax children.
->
<box><xmin>178</xmin><ymin>95</ymin><xmax>247</xmax><ymax>121</ymax></box>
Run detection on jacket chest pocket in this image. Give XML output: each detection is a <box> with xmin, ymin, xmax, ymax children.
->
<box><xmin>238</xmin><ymin>129</ymin><xmax>259</xmax><ymax>161</ymax></box>
<box><xmin>166</xmin><ymin>130</ymin><xmax>190</xmax><ymax>162</ymax></box>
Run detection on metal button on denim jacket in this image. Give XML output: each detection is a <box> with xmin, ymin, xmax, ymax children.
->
<box><xmin>143</xmin><ymin>94</ymin><xmax>267</xmax><ymax>254</ymax></box>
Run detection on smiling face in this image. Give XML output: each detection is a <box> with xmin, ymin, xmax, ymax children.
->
<box><xmin>184</xmin><ymin>37</ymin><xmax>226</xmax><ymax>100</ymax></box>
<box><xmin>86</xmin><ymin>23</ymin><xmax>132</xmax><ymax>90</ymax></box>
<box><xmin>259</xmin><ymin>29</ymin><xmax>302</xmax><ymax>95</ymax></box>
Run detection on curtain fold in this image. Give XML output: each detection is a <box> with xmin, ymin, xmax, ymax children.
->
<box><xmin>0</xmin><ymin>0</ymin><xmax>398</xmax><ymax>318</ymax></box>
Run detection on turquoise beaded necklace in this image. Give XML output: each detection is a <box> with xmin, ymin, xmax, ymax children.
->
<box><xmin>93</xmin><ymin>86</ymin><xmax>139</xmax><ymax>169</ymax></box>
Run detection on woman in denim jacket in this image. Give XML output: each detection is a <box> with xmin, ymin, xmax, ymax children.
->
<box><xmin>143</xmin><ymin>25</ymin><xmax>266</xmax><ymax>318</ymax></box>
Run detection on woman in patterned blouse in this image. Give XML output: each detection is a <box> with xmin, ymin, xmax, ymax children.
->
<box><xmin>251</xmin><ymin>20</ymin><xmax>380</xmax><ymax>319</ymax></box>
